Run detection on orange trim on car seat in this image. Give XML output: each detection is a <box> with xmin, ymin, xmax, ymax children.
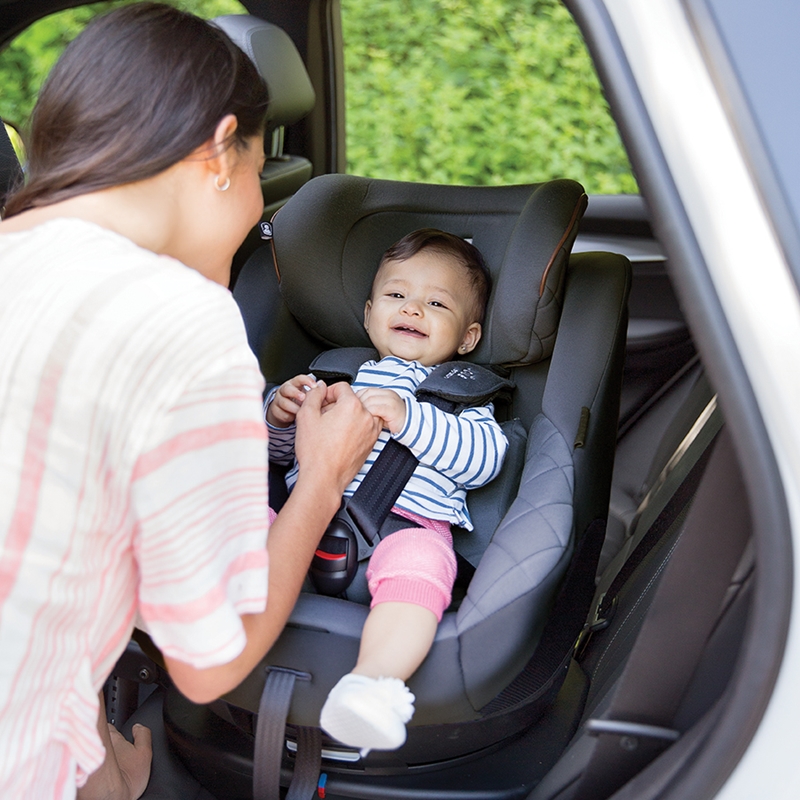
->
<box><xmin>539</xmin><ymin>193</ymin><xmax>588</xmax><ymax>297</ymax></box>
<box><xmin>270</xmin><ymin>206</ymin><xmax>282</xmax><ymax>282</ymax></box>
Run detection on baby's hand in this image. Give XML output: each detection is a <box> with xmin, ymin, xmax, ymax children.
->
<box><xmin>266</xmin><ymin>374</ymin><xmax>318</xmax><ymax>428</ymax></box>
<box><xmin>357</xmin><ymin>388</ymin><xmax>407</xmax><ymax>434</ymax></box>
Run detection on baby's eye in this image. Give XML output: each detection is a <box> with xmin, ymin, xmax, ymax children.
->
<box><xmin>429</xmin><ymin>300</ymin><xmax>447</xmax><ymax>308</ymax></box>
<box><xmin>387</xmin><ymin>292</ymin><xmax>404</xmax><ymax>299</ymax></box>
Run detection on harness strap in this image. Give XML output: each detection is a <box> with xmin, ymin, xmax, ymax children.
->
<box><xmin>286</xmin><ymin>726</ymin><xmax>322</xmax><ymax>800</ymax></box>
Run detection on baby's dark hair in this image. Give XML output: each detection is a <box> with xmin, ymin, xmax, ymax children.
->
<box><xmin>379</xmin><ymin>228</ymin><xmax>492</xmax><ymax>324</ymax></box>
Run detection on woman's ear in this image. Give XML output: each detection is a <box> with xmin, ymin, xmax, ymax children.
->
<box><xmin>363</xmin><ymin>299</ymin><xmax>372</xmax><ymax>332</ymax></box>
<box><xmin>204</xmin><ymin>114</ymin><xmax>240</xmax><ymax>187</ymax></box>
<box><xmin>459</xmin><ymin>322</ymin><xmax>482</xmax><ymax>354</ymax></box>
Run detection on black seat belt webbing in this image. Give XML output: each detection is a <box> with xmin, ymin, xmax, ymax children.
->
<box><xmin>571</xmin><ymin>428</ymin><xmax>750</xmax><ymax>800</ymax></box>
<box><xmin>346</xmin><ymin>437</ymin><xmax>419</xmax><ymax>545</ymax></box>
<box><xmin>286</xmin><ymin>726</ymin><xmax>322</xmax><ymax>800</ymax></box>
<box><xmin>253</xmin><ymin>667</ymin><xmax>318</xmax><ymax>800</ymax></box>
<box><xmin>340</xmin><ymin>392</ymin><xmax>460</xmax><ymax>546</ymax></box>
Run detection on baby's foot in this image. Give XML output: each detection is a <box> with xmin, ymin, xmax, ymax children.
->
<box><xmin>319</xmin><ymin>674</ymin><xmax>415</xmax><ymax>756</ymax></box>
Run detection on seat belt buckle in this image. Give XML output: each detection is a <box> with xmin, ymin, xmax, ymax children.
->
<box><xmin>309</xmin><ymin>505</ymin><xmax>377</xmax><ymax>596</ymax></box>
<box><xmin>575</xmin><ymin>593</ymin><xmax>617</xmax><ymax>659</ymax></box>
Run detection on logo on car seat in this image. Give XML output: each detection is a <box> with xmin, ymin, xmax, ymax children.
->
<box><xmin>444</xmin><ymin>366</ymin><xmax>476</xmax><ymax>380</ymax></box>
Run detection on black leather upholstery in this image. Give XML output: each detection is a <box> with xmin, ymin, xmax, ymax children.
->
<box><xmin>213</xmin><ymin>15</ymin><xmax>315</xmax><ymax>129</ymax></box>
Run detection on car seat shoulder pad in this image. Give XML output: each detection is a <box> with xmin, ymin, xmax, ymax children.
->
<box><xmin>308</xmin><ymin>348</ymin><xmax>514</xmax><ymax>409</ymax></box>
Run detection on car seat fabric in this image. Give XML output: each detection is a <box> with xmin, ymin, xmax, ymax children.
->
<box><xmin>164</xmin><ymin>173</ymin><xmax>630</xmax><ymax>784</ymax></box>
<box><xmin>271</xmin><ymin>175</ymin><xmax>585</xmax><ymax>365</ymax></box>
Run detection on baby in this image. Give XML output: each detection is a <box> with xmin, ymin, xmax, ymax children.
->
<box><xmin>266</xmin><ymin>228</ymin><xmax>508</xmax><ymax>754</ymax></box>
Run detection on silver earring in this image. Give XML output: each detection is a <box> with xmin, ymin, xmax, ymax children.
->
<box><xmin>215</xmin><ymin>175</ymin><xmax>231</xmax><ymax>192</ymax></box>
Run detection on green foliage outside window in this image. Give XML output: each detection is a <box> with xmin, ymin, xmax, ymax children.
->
<box><xmin>342</xmin><ymin>0</ymin><xmax>637</xmax><ymax>193</ymax></box>
<box><xmin>0</xmin><ymin>0</ymin><xmax>637</xmax><ymax>195</ymax></box>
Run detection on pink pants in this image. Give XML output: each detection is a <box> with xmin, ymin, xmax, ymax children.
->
<box><xmin>365</xmin><ymin>508</ymin><xmax>457</xmax><ymax>622</ymax></box>
<box><xmin>268</xmin><ymin>506</ymin><xmax>457</xmax><ymax>621</ymax></box>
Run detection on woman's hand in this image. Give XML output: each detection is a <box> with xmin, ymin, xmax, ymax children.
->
<box><xmin>266</xmin><ymin>374</ymin><xmax>318</xmax><ymax>427</ymax></box>
<box><xmin>78</xmin><ymin>694</ymin><xmax>152</xmax><ymax>800</ymax></box>
<box><xmin>357</xmin><ymin>387</ymin><xmax>407</xmax><ymax>434</ymax></box>
<box><xmin>294</xmin><ymin>381</ymin><xmax>381</xmax><ymax>497</ymax></box>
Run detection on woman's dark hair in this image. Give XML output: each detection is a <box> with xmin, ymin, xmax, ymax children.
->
<box><xmin>4</xmin><ymin>2</ymin><xmax>269</xmax><ymax>217</ymax></box>
<box><xmin>378</xmin><ymin>228</ymin><xmax>492</xmax><ymax>324</ymax></box>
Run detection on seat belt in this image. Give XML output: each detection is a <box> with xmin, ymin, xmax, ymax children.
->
<box><xmin>569</xmin><ymin>426</ymin><xmax>750</xmax><ymax>800</ymax></box>
<box><xmin>307</xmin><ymin>350</ymin><xmax>513</xmax><ymax>595</ymax></box>
<box><xmin>577</xmin><ymin>394</ymin><xmax>722</xmax><ymax>658</ymax></box>
<box><xmin>253</xmin><ymin>667</ymin><xmax>320</xmax><ymax>800</ymax></box>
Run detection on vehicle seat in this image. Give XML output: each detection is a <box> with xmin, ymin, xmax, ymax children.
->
<box><xmin>161</xmin><ymin>172</ymin><xmax>631</xmax><ymax>795</ymax></box>
<box><xmin>601</xmin><ymin>358</ymin><xmax>714</xmax><ymax>573</ymax></box>
<box><xmin>212</xmin><ymin>15</ymin><xmax>316</xmax><ymax>285</ymax></box>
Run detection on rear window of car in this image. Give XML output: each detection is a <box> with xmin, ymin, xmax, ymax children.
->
<box><xmin>341</xmin><ymin>0</ymin><xmax>637</xmax><ymax>194</ymax></box>
<box><xmin>0</xmin><ymin>0</ymin><xmax>246</xmax><ymax>138</ymax></box>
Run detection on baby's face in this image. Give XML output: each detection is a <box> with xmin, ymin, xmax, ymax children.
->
<box><xmin>364</xmin><ymin>251</ymin><xmax>482</xmax><ymax>366</ymax></box>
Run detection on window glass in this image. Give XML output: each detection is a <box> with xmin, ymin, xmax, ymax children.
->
<box><xmin>0</xmin><ymin>0</ymin><xmax>246</xmax><ymax>134</ymax></box>
<box><xmin>341</xmin><ymin>0</ymin><xmax>637</xmax><ymax>194</ymax></box>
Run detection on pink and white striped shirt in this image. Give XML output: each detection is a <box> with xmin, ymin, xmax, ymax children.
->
<box><xmin>0</xmin><ymin>219</ymin><xmax>271</xmax><ymax>798</ymax></box>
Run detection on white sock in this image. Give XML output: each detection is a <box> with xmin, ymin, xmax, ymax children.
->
<box><xmin>319</xmin><ymin>674</ymin><xmax>415</xmax><ymax>757</ymax></box>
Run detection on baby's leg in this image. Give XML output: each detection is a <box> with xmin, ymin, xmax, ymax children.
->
<box><xmin>352</xmin><ymin>602</ymin><xmax>437</xmax><ymax>682</ymax></box>
<box><xmin>320</xmin><ymin>523</ymin><xmax>456</xmax><ymax>753</ymax></box>
<box><xmin>354</xmin><ymin>524</ymin><xmax>456</xmax><ymax>680</ymax></box>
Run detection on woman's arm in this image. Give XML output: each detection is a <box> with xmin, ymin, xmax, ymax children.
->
<box><xmin>163</xmin><ymin>382</ymin><xmax>379</xmax><ymax>704</ymax></box>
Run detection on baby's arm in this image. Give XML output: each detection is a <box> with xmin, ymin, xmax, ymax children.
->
<box><xmin>266</xmin><ymin>374</ymin><xmax>318</xmax><ymax>428</ymax></box>
<box><xmin>395</xmin><ymin>400</ymin><xmax>509</xmax><ymax>489</ymax></box>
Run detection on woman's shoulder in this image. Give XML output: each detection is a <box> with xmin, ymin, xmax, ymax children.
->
<box><xmin>2</xmin><ymin>216</ymin><xmax>245</xmax><ymax>356</ymax></box>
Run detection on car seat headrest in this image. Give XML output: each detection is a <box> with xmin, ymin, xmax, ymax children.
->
<box><xmin>271</xmin><ymin>174</ymin><xmax>587</xmax><ymax>366</ymax></box>
<box><xmin>213</xmin><ymin>15</ymin><xmax>315</xmax><ymax>130</ymax></box>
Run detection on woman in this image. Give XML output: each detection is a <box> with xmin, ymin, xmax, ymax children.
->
<box><xmin>0</xmin><ymin>4</ymin><xmax>379</xmax><ymax>798</ymax></box>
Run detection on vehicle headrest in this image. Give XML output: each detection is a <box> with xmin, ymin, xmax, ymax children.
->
<box><xmin>271</xmin><ymin>174</ymin><xmax>587</xmax><ymax>366</ymax></box>
<box><xmin>213</xmin><ymin>15</ymin><xmax>315</xmax><ymax>130</ymax></box>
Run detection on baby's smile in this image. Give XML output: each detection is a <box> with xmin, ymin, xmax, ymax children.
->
<box><xmin>392</xmin><ymin>323</ymin><xmax>427</xmax><ymax>338</ymax></box>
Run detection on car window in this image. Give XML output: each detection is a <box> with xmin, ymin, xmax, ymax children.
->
<box><xmin>340</xmin><ymin>0</ymin><xmax>637</xmax><ymax>194</ymax></box>
<box><xmin>0</xmin><ymin>0</ymin><xmax>246</xmax><ymax>137</ymax></box>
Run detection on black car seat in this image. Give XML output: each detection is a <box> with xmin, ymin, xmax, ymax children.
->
<box><xmin>158</xmin><ymin>165</ymin><xmax>631</xmax><ymax>797</ymax></box>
